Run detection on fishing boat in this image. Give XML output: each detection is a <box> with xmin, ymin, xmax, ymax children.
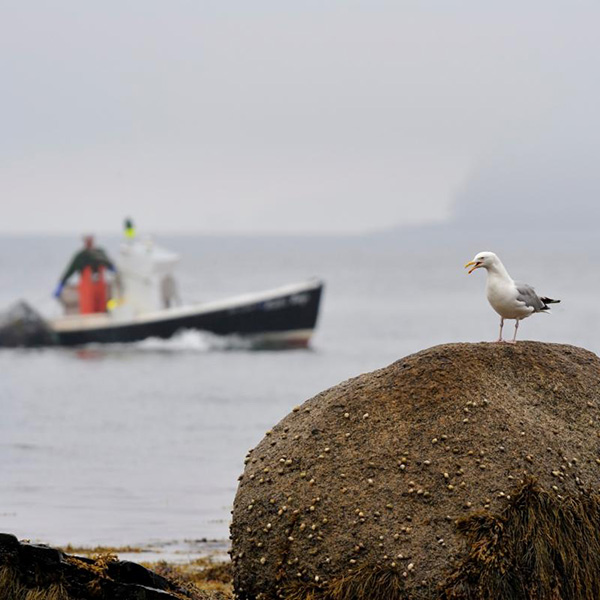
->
<box><xmin>50</xmin><ymin>237</ymin><xmax>324</xmax><ymax>348</ymax></box>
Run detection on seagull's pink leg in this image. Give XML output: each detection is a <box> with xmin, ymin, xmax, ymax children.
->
<box><xmin>494</xmin><ymin>317</ymin><xmax>504</xmax><ymax>342</ymax></box>
<box><xmin>507</xmin><ymin>319</ymin><xmax>520</xmax><ymax>344</ymax></box>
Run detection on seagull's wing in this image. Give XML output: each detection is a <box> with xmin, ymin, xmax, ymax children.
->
<box><xmin>515</xmin><ymin>282</ymin><xmax>548</xmax><ymax>312</ymax></box>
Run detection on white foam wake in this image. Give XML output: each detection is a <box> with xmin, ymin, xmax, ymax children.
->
<box><xmin>86</xmin><ymin>329</ymin><xmax>254</xmax><ymax>353</ymax></box>
<box><xmin>136</xmin><ymin>329</ymin><xmax>247</xmax><ymax>352</ymax></box>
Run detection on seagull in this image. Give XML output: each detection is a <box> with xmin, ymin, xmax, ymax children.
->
<box><xmin>464</xmin><ymin>251</ymin><xmax>560</xmax><ymax>343</ymax></box>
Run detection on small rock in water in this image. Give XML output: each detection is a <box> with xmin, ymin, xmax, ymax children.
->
<box><xmin>0</xmin><ymin>301</ymin><xmax>56</xmax><ymax>347</ymax></box>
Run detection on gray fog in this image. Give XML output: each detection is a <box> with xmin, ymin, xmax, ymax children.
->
<box><xmin>1</xmin><ymin>1</ymin><xmax>598</xmax><ymax>234</ymax></box>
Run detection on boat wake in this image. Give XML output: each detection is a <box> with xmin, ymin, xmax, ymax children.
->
<box><xmin>88</xmin><ymin>329</ymin><xmax>255</xmax><ymax>353</ymax></box>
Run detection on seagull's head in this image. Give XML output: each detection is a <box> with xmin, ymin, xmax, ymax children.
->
<box><xmin>464</xmin><ymin>251</ymin><xmax>498</xmax><ymax>274</ymax></box>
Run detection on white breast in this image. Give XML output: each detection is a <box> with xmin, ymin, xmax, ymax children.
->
<box><xmin>486</xmin><ymin>274</ymin><xmax>534</xmax><ymax>319</ymax></box>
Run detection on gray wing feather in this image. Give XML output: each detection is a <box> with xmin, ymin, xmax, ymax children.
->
<box><xmin>515</xmin><ymin>282</ymin><xmax>546</xmax><ymax>312</ymax></box>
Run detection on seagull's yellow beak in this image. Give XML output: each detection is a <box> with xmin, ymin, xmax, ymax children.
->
<box><xmin>464</xmin><ymin>260</ymin><xmax>480</xmax><ymax>274</ymax></box>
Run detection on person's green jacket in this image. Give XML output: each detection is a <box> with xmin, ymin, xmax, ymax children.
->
<box><xmin>59</xmin><ymin>248</ymin><xmax>115</xmax><ymax>286</ymax></box>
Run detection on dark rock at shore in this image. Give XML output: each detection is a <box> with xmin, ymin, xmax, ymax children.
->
<box><xmin>231</xmin><ymin>342</ymin><xmax>600</xmax><ymax>599</ymax></box>
<box><xmin>0</xmin><ymin>533</ymin><xmax>191</xmax><ymax>599</ymax></box>
<box><xmin>0</xmin><ymin>301</ymin><xmax>56</xmax><ymax>347</ymax></box>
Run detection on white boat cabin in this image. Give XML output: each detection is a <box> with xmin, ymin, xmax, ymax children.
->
<box><xmin>112</xmin><ymin>238</ymin><xmax>181</xmax><ymax>318</ymax></box>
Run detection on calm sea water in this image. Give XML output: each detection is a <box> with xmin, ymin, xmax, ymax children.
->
<box><xmin>0</xmin><ymin>232</ymin><xmax>596</xmax><ymax>553</ymax></box>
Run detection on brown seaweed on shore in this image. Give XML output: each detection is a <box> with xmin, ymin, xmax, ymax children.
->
<box><xmin>0</xmin><ymin>565</ymin><xmax>70</xmax><ymax>600</ymax></box>
<box><xmin>149</xmin><ymin>559</ymin><xmax>233</xmax><ymax>598</ymax></box>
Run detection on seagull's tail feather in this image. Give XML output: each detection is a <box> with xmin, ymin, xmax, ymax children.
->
<box><xmin>539</xmin><ymin>297</ymin><xmax>560</xmax><ymax>312</ymax></box>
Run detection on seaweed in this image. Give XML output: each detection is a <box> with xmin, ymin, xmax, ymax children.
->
<box><xmin>0</xmin><ymin>565</ymin><xmax>69</xmax><ymax>600</ymax></box>
<box><xmin>440</xmin><ymin>478</ymin><xmax>600</xmax><ymax>599</ymax></box>
<box><xmin>281</xmin><ymin>564</ymin><xmax>407</xmax><ymax>600</ymax></box>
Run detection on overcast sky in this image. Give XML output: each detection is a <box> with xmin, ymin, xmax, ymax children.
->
<box><xmin>1</xmin><ymin>1</ymin><xmax>598</xmax><ymax>234</ymax></box>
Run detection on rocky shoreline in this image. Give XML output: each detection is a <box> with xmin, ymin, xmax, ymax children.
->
<box><xmin>0</xmin><ymin>533</ymin><xmax>232</xmax><ymax>599</ymax></box>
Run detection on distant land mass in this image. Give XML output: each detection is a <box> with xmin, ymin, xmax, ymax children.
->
<box><xmin>376</xmin><ymin>115</ymin><xmax>600</xmax><ymax>248</ymax></box>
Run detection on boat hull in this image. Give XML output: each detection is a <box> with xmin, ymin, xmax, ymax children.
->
<box><xmin>52</xmin><ymin>281</ymin><xmax>323</xmax><ymax>348</ymax></box>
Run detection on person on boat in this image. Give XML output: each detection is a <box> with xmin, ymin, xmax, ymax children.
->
<box><xmin>53</xmin><ymin>235</ymin><xmax>116</xmax><ymax>314</ymax></box>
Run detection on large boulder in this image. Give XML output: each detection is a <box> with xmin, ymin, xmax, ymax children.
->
<box><xmin>231</xmin><ymin>342</ymin><xmax>600</xmax><ymax>599</ymax></box>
